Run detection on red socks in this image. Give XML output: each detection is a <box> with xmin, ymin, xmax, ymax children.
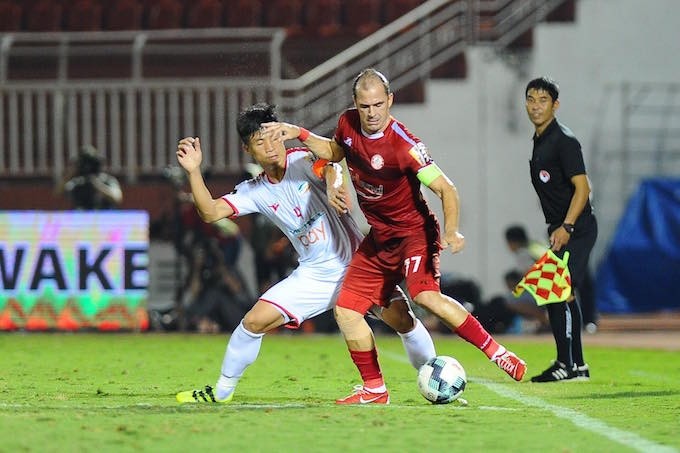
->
<box><xmin>455</xmin><ymin>314</ymin><xmax>500</xmax><ymax>359</ymax></box>
<box><xmin>349</xmin><ymin>349</ymin><xmax>384</xmax><ymax>389</ymax></box>
<box><xmin>348</xmin><ymin>316</ymin><xmax>498</xmax><ymax>389</ymax></box>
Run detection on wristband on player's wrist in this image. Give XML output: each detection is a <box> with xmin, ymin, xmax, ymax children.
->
<box><xmin>562</xmin><ymin>223</ymin><xmax>575</xmax><ymax>234</ymax></box>
<box><xmin>298</xmin><ymin>127</ymin><xmax>310</xmax><ymax>141</ymax></box>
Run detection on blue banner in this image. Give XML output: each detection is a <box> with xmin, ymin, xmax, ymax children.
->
<box><xmin>597</xmin><ymin>179</ymin><xmax>680</xmax><ymax>313</ymax></box>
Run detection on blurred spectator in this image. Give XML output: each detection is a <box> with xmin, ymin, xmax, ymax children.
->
<box><xmin>181</xmin><ymin>236</ymin><xmax>253</xmax><ymax>333</ymax></box>
<box><xmin>152</xmin><ymin>164</ymin><xmax>252</xmax><ymax>332</ymax></box>
<box><xmin>504</xmin><ymin>224</ymin><xmax>547</xmax><ymax>270</ymax></box>
<box><xmin>61</xmin><ymin>145</ymin><xmax>123</xmax><ymax>210</ymax></box>
<box><xmin>504</xmin><ymin>223</ymin><xmax>597</xmax><ymax>332</ymax></box>
<box><xmin>501</xmin><ymin>269</ymin><xmax>550</xmax><ymax>333</ymax></box>
<box><xmin>182</xmin><ymin>197</ymin><xmax>243</xmax><ymax>269</ymax></box>
<box><xmin>449</xmin><ymin>270</ymin><xmax>548</xmax><ymax>335</ymax></box>
<box><xmin>175</xmin><ymin>170</ymin><xmax>253</xmax><ymax>333</ymax></box>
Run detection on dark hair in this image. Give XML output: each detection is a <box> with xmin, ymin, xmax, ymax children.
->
<box><xmin>352</xmin><ymin>68</ymin><xmax>391</xmax><ymax>98</ymax></box>
<box><xmin>504</xmin><ymin>269</ymin><xmax>524</xmax><ymax>285</ymax></box>
<box><xmin>236</xmin><ymin>103</ymin><xmax>278</xmax><ymax>145</ymax></box>
<box><xmin>504</xmin><ymin>224</ymin><xmax>529</xmax><ymax>245</ymax></box>
<box><xmin>525</xmin><ymin>77</ymin><xmax>559</xmax><ymax>101</ymax></box>
<box><xmin>77</xmin><ymin>145</ymin><xmax>102</xmax><ymax>175</ymax></box>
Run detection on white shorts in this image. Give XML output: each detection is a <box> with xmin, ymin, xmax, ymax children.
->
<box><xmin>259</xmin><ymin>263</ymin><xmax>346</xmax><ymax>328</ymax></box>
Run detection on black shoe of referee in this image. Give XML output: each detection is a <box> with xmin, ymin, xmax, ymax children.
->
<box><xmin>530</xmin><ymin>360</ymin><xmax>577</xmax><ymax>382</ymax></box>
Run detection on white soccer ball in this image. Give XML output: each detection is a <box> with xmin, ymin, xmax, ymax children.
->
<box><xmin>417</xmin><ymin>355</ymin><xmax>467</xmax><ymax>404</ymax></box>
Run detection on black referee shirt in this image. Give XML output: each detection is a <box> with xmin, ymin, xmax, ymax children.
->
<box><xmin>530</xmin><ymin>118</ymin><xmax>592</xmax><ymax>227</ymax></box>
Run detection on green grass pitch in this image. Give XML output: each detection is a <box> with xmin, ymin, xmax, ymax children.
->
<box><xmin>1</xmin><ymin>332</ymin><xmax>678</xmax><ymax>452</ymax></box>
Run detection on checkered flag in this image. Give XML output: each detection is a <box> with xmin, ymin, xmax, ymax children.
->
<box><xmin>513</xmin><ymin>250</ymin><xmax>572</xmax><ymax>306</ymax></box>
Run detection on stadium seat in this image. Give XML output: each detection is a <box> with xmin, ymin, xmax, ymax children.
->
<box><xmin>263</xmin><ymin>0</ymin><xmax>303</xmax><ymax>36</ymax></box>
<box><xmin>0</xmin><ymin>1</ymin><xmax>22</xmax><ymax>32</ymax></box>
<box><xmin>25</xmin><ymin>0</ymin><xmax>63</xmax><ymax>31</ymax></box>
<box><xmin>343</xmin><ymin>0</ymin><xmax>382</xmax><ymax>37</ymax></box>
<box><xmin>146</xmin><ymin>0</ymin><xmax>184</xmax><ymax>29</ymax></box>
<box><xmin>224</xmin><ymin>0</ymin><xmax>262</xmax><ymax>27</ymax></box>
<box><xmin>303</xmin><ymin>0</ymin><xmax>341</xmax><ymax>38</ymax></box>
<box><xmin>65</xmin><ymin>0</ymin><xmax>103</xmax><ymax>31</ymax></box>
<box><xmin>105</xmin><ymin>0</ymin><xmax>143</xmax><ymax>31</ymax></box>
<box><xmin>186</xmin><ymin>0</ymin><xmax>223</xmax><ymax>28</ymax></box>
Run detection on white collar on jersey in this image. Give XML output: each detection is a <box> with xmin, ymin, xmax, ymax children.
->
<box><xmin>361</xmin><ymin>129</ymin><xmax>385</xmax><ymax>139</ymax></box>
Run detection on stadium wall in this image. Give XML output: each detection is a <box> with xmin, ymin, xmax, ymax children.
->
<box><xmin>391</xmin><ymin>0</ymin><xmax>680</xmax><ymax>297</ymax></box>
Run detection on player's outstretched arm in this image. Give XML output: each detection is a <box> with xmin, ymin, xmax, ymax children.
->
<box><xmin>176</xmin><ymin>137</ymin><xmax>234</xmax><ymax>222</ymax></box>
<box><xmin>261</xmin><ymin>122</ymin><xmax>345</xmax><ymax>162</ymax></box>
<box><xmin>426</xmin><ymin>174</ymin><xmax>465</xmax><ymax>254</ymax></box>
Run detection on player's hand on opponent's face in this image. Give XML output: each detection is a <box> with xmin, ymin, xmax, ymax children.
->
<box><xmin>261</xmin><ymin>122</ymin><xmax>302</xmax><ymax>143</ymax></box>
<box><xmin>442</xmin><ymin>231</ymin><xmax>465</xmax><ymax>254</ymax></box>
<box><xmin>327</xmin><ymin>184</ymin><xmax>349</xmax><ymax>215</ymax></box>
<box><xmin>176</xmin><ymin>137</ymin><xmax>202</xmax><ymax>172</ymax></box>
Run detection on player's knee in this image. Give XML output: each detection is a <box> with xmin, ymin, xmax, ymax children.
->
<box><xmin>242</xmin><ymin>309</ymin><xmax>281</xmax><ymax>334</ymax></box>
<box><xmin>241</xmin><ymin>314</ymin><xmax>266</xmax><ymax>334</ymax></box>
<box><xmin>334</xmin><ymin>306</ymin><xmax>370</xmax><ymax>340</ymax></box>
<box><xmin>382</xmin><ymin>300</ymin><xmax>416</xmax><ymax>333</ymax></box>
<box><xmin>334</xmin><ymin>305</ymin><xmax>362</xmax><ymax>324</ymax></box>
<box><xmin>412</xmin><ymin>290</ymin><xmax>442</xmax><ymax>311</ymax></box>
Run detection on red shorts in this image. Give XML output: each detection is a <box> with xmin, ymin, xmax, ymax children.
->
<box><xmin>337</xmin><ymin>230</ymin><xmax>441</xmax><ymax>314</ymax></box>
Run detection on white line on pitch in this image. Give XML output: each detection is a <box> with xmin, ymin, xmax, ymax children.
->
<box><xmin>478</xmin><ymin>379</ymin><xmax>677</xmax><ymax>453</ymax></box>
<box><xmin>0</xmin><ymin>402</ymin><xmax>310</xmax><ymax>410</ymax></box>
<box><xmin>381</xmin><ymin>350</ymin><xmax>677</xmax><ymax>453</ymax></box>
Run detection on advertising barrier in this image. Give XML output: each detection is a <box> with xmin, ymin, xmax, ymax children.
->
<box><xmin>0</xmin><ymin>211</ymin><xmax>149</xmax><ymax>331</ymax></box>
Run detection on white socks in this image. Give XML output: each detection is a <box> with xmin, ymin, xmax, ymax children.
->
<box><xmin>215</xmin><ymin>321</ymin><xmax>265</xmax><ymax>400</ymax></box>
<box><xmin>215</xmin><ymin>318</ymin><xmax>434</xmax><ymax>400</ymax></box>
<box><xmin>397</xmin><ymin>319</ymin><xmax>436</xmax><ymax>370</ymax></box>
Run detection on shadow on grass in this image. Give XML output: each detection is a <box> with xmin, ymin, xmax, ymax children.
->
<box><xmin>566</xmin><ymin>390</ymin><xmax>680</xmax><ymax>400</ymax></box>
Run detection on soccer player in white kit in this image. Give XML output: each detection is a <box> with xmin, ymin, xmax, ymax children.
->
<box><xmin>175</xmin><ymin>103</ymin><xmax>435</xmax><ymax>403</ymax></box>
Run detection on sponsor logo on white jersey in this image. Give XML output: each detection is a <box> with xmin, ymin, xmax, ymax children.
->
<box><xmin>290</xmin><ymin>211</ymin><xmax>328</xmax><ymax>248</ymax></box>
<box><xmin>297</xmin><ymin>181</ymin><xmax>310</xmax><ymax>195</ymax></box>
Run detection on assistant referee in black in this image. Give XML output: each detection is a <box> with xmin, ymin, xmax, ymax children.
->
<box><xmin>523</xmin><ymin>76</ymin><xmax>598</xmax><ymax>382</ymax></box>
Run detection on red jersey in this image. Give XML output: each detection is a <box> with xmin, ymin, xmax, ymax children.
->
<box><xmin>333</xmin><ymin>109</ymin><xmax>440</xmax><ymax>243</ymax></box>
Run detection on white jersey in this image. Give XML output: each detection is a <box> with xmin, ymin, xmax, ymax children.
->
<box><xmin>222</xmin><ymin>149</ymin><xmax>363</xmax><ymax>271</ymax></box>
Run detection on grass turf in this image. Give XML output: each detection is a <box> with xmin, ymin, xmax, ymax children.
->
<box><xmin>0</xmin><ymin>333</ymin><xmax>678</xmax><ymax>452</ymax></box>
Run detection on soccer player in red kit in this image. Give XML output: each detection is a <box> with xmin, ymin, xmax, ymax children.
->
<box><xmin>263</xmin><ymin>68</ymin><xmax>527</xmax><ymax>404</ymax></box>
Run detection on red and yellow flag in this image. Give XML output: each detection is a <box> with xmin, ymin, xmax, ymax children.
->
<box><xmin>513</xmin><ymin>250</ymin><xmax>572</xmax><ymax>305</ymax></box>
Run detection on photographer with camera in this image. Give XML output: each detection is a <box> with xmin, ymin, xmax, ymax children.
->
<box><xmin>62</xmin><ymin>145</ymin><xmax>123</xmax><ymax>210</ymax></box>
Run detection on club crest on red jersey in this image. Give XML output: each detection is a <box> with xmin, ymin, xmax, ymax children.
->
<box><xmin>370</xmin><ymin>154</ymin><xmax>385</xmax><ymax>170</ymax></box>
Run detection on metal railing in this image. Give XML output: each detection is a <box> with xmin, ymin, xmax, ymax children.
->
<box><xmin>0</xmin><ymin>28</ymin><xmax>285</xmax><ymax>181</ymax></box>
<box><xmin>276</xmin><ymin>0</ymin><xmax>568</xmax><ymax>134</ymax></box>
<box><xmin>0</xmin><ymin>0</ymin><xmax>568</xmax><ymax>181</ymax></box>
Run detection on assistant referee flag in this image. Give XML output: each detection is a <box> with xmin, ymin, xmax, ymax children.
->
<box><xmin>513</xmin><ymin>250</ymin><xmax>572</xmax><ymax>305</ymax></box>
